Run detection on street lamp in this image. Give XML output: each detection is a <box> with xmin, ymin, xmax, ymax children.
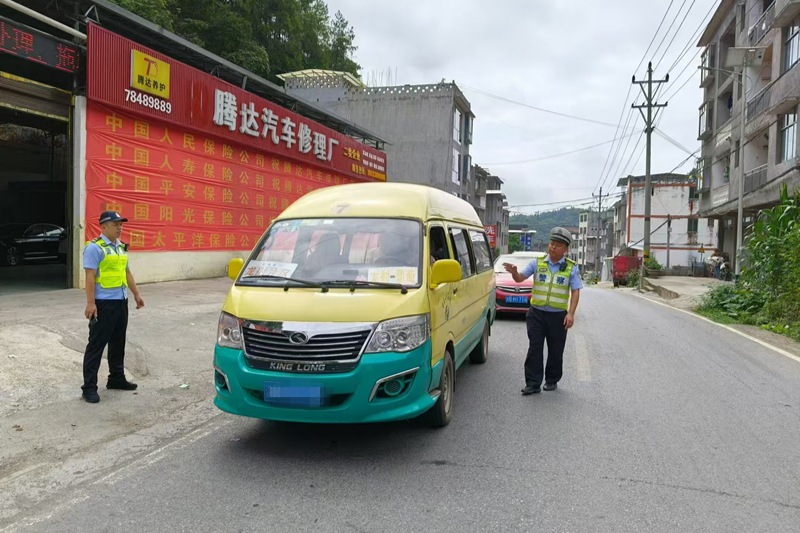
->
<box><xmin>725</xmin><ymin>47</ymin><xmax>767</xmax><ymax>278</ymax></box>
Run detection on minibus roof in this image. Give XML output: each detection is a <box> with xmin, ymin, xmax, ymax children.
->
<box><xmin>277</xmin><ymin>183</ymin><xmax>484</xmax><ymax>227</ymax></box>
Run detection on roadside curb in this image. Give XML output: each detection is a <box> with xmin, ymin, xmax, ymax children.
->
<box><xmin>625</xmin><ymin>290</ymin><xmax>800</xmax><ymax>366</ymax></box>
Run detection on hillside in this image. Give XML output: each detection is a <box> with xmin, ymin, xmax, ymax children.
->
<box><xmin>510</xmin><ymin>208</ymin><xmax>581</xmax><ymax>244</ymax></box>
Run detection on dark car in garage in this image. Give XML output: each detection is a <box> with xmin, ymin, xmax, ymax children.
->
<box><xmin>0</xmin><ymin>223</ymin><xmax>67</xmax><ymax>266</ymax></box>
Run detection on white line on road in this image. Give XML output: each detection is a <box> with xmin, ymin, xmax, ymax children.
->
<box><xmin>629</xmin><ymin>292</ymin><xmax>800</xmax><ymax>366</ymax></box>
<box><xmin>573</xmin><ymin>333</ymin><xmax>593</xmax><ymax>382</ymax></box>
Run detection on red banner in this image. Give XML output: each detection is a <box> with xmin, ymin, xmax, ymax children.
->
<box><xmin>85</xmin><ymin>102</ymin><xmax>360</xmax><ymax>251</ymax></box>
<box><xmin>484</xmin><ymin>225</ymin><xmax>497</xmax><ymax>248</ymax></box>
<box><xmin>86</xmin><ymin>24</ymin><xmax>386</xmax><ymax>182</ymax></box>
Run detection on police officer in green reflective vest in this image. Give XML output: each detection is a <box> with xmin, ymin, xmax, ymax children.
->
<box><xmin>81</xmin><ymin>211</ymin><xmax>145</xmax><ymax>403</ymax></box>
<box><xmin>503</xmin><ymin>227</ymin><xmax>582</xmax><ymax>394</ymax></box>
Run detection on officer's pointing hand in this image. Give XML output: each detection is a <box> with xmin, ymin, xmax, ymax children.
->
<box><xmin>502</xmin><ymin>263</ymin><xmax>517</xmax><ymax>274</ymax></box>
<box><xmin>85</xmin><ymin>303</ymin><xmax>97</xmax><ymax>320</ymax></box>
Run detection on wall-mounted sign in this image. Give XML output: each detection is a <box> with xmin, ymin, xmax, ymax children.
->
<box><xmin>0</xmin><ymin>16</ymin><xmax>81</xmax><ymax>74</ymax></box>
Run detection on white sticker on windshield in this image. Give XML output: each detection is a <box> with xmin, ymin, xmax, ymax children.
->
<box><xmin>300</xmin><ymin>220</ymin><xmax>321</xmax><ymax>227</ymax></box>
<box><xmin>367</xmin><ymin>267</ymin><xmax>418</xmax><ymax>285</ymax></box>
<box><xmin>242</xmin><ymin>261</ymin><xmax>298</xmax><ymax>279</ymax></box>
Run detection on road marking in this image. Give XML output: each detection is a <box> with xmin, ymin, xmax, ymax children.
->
<box><xmin>573</xmin><ymin>334</ymin><xmax>592</xmax><ymax>382</ymax></box>
<box><xmin>629</xmin><ymin>291</ymin><xmax>800</xmax><ymax>366</ymax></box>
<box><xmin>0</xmin><ymin>419</ymin><xmax>230</xmax><ymax>532</ymax></box>
<box><xmin>95</xmin><ymin>420</ymin><xmax>230</xmax><ymax>486</ymax></box>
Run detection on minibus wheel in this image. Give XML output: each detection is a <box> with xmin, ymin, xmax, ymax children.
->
<box><xmin>424</xmin><ymin>349</ymin><xmax>454</xmax><ymax>427</ymax></box>
<box><xmin>469</xmin><ymin>321</ymin><xmax>489</xmax><ymax>364</ymax></box>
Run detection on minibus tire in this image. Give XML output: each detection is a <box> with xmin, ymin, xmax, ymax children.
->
<box><xmin>424</xmin><ymin>350</ymin><xmax>454</xmax><ymax>427</ymax></box>
<box><xmin>469</xmin><ymin>321</ymin><xmax>489</xmax><ymax>364</ymax></box>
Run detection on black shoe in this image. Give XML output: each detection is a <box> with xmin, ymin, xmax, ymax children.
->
<box><xmin>521</xmin><ymin>385</ymin><xmax>541</xmax><ymax>395</ymax></box>
<box><xmin>82</xmin><ymin>391</ymin><xmax>100</xmax><ymax>403</ymax></box>
<box><xmin>107</xmin><ymin>379</ymin><xmax>138</xmax><ymax>391</ymax></box>
<box><xmin>543</xmin><ymin>382</ymin><xmax>558</xmax><ymax>391</ymax></box>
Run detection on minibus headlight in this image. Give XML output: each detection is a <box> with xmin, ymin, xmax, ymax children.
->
<box><xmin>365</xmin><ymin>315</ymin><xmax>430</xmax><ymax>354</ymax></box>
<box><xmin>217</xmin><ymin>312</ymin><xmax>243</xmax><ymax>349</ymax></box>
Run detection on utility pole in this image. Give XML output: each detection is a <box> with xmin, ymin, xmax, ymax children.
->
<box><xmin>633</xmin><ymin>62</ymin><xmax>669</xmax><ymax>289</ymax></box>
<box><xmin>593</xmin><ymin>187</ymin><xmax>603</xmax><ymax>280</ymax></box>
<box><xmin>666</xmin><ymin>214</ymin><xmax>671</xmax><ymax>269</ymax></box>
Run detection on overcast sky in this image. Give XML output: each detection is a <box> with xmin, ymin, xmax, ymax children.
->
<box><xmin>326</xmin><ymin>0</ymin><xmax>715</xmax><ymax>215</ymax></box>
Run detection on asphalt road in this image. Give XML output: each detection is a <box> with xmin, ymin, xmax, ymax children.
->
<box><xmin>12</xmin><ymin>288</ymin><xmax>800</xmax><ymax>532</ymax></box>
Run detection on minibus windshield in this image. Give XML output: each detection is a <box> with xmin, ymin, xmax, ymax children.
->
<box><xmin>238</xmin><ymin>218</ymin><xmax>423</xmax><ymax>288</ymax></box>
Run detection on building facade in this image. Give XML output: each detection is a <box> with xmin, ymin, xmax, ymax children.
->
<box><xmin>484</xmin><ymin>173</ymin><xmax>509</xmax><ymax>254</ymax></box>
<box><xmin>564</xmin><ymin>226</ymin><xmax>580</xmax><ymax>262</ymax></box>
<box><xmin>618</xmin><ymin>174</ymin><xmax>717</xmax><ymax>267</ymax></box>
<box><xmin>578</xmin><ymin>211</ymin><xmax>599</xmax><ymax>271</ymax></box>
<box><xmin>1</xmin><ymin>1</ymin><xmax>387</xmax><ymax>293</ymax></box>
<box><xmin>281</xmin><ymin>72</ymin><xmax>476</xmax><ymax>199</ymax></box>
<box><xmin>697</xmin><ymin>0</ymin><xmax>800</xmax><ymax>265</ymax></box>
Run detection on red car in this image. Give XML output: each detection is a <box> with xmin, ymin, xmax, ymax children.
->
<box><xmin>493</xmin><ymin>253</ymin><xmax>545</xmax><ymax>314</ymax></box>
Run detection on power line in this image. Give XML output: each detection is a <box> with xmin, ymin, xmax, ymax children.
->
<box><xmin>636</xmin><ymin>0</ymin><xmax>677</xmax><ymax>74</ymax></box>
<box><xmin>482</xmin><ymin>133</ymin><xmax>636</xmax><ymax>166</ymax></box>
<box><xmin>655</xmin><ymin>0</ymin><xmax>699</xmax><ymax>70</ymax></box>
<box><xmin>667</xmin><ymin>0</ymin><xmax>721</xmax><ymax>72</ymax></box>
<box><xmin>655</xmin><ymin>127</ymin><xmax>695</xmax><ymax>155</ymax></box>
<box><xmin>651</xmin><ymin>0</ymin><xmax>690</xmax><ymax>62</ymax></box>
<box><xmin>510</xmin><ymin>192</ymin><xmax>623</xmax><ymax>209</ymax></box>
<box><xmin>595</xmin><ymin>0</ymin><xmax>679</xmax><ymax>196</ymax></box>
<box><xmin>596</xmin><ymin>105</ymin><xmax>637</xmax><ymax>193</ymax></box>
<box><xmin>460</xmin><ymin>85</ymin><xmax>641</xmax><ymax>130</ymax></box>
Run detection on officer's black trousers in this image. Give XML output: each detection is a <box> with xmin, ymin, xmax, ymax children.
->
<box><xmin>82</xmin><ymin>299</ymin><xmax>128</xmax><ymax>393</ymax></box>
<box><xmin>525</xmin><ymin>307</ymin><xmax>568</xmax><ymax>387</ymax></box>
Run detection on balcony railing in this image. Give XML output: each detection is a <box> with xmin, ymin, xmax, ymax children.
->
<box><xmin>750</xmin><ymin>1</ymin><xmax>776</xmax><ymax>45</ymax></box>
<box><xmin>744</xmin><ymin>164</ymin><xmax>768</xmax><ymax>193</ymax></box>
<box><xmin>747</xmin><ymin>83</ymin><xmax>773</xmax><ymax>122</ymax></box>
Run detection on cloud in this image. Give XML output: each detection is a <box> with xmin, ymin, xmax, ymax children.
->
<box><xmin>327</xmin><ymin>0</ymin><xmax>708</xmax><ymax>213</ymax></box>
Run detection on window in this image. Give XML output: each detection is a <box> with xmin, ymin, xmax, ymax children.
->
<box><xmin>453</xmin><ymin>109</ymin><xmax>462</xmax><ymax>143</ymax></box>
<box><xmin>429</xmin><ymin>226</ymin><xmax>450</xmax><ymax>265</ymax></box>
<box><xmin>464</xmin><ymin>115</ymin><xmax>473</xmax><ymax>144</ymax></box>
<box><xmin>740</xmin><ymin>4</ymin><xmax>746</xmax><ymax>33</ymax></box>
<box><xmin>242</xmin><ymin>218</ymin><xmax>422</xmax><ymax>287</ymax></box>
<box><xmin>449</xmin><ymin>228</ymin><xmax>475</xmax><ymax>278</ymax></box>
<box><xmin>463</xmin><ymin>154</ymin><xmax>472</xmax><ymax>181</ymax></box>
<box><xmin>452</xmin><ymin>148</ymin><xmax>460</xmax><ymax>184</ymax></box>
<box><xmin>781</xmin><ymin>113</ymin><xmax>797</xmax><ymax>161</ymax></box>
<box><xmin>469</xmin><ymin>230</ymin><xmax>493</xmax><ymax>272</ymax></box>
<box><xmin>687</xmin><ymin>218</ymin><xmax>699</xmax><ymax>234</ymax></box>
<box><xmin>689</xmin><ymin>185</ymin><xmax>700</xmax><ymax>200</ymax></box>
<box><xmin>786</xmin><ymin>20</ymin><xmax>800</xmax><ymax>72</ymax></box>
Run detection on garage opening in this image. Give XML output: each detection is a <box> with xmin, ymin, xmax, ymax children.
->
<box><xmin>0</xmin><ymin>107</ymin><xmax>70</xmax><ymax>295</ymax></box>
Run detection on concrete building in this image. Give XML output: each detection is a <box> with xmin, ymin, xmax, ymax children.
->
<box><xmin>280</xmin><ymin>71</ymin><xmax>476</xmax><ymax>199</ymax></box>
<box><xmin>484</xmin><ymin>173</ymin><xmax>510</xmax><ymax>254</ymax></box>
<box><xmin>564</xmin><ymin>226</ymin><xmax>580</xmax><ymax>262</ymax></box>
<box><xmin>578</xmin><ymin>211</ymin><xmax>599</xmax><ymax>271</ymax></box>
<box><xmin>613</xmin><ymin>193</ymin><xmax>628</xmax><ymax>257</ymax></box>
<box><xmin>697</xmin><ymin>0</ymin><xmax>800</xmax><ymax>266</ymax></box>
<box><xmin>617</xmin><ymin>174</ymin><xmax>717</xmax><ymax>267</ymax></box>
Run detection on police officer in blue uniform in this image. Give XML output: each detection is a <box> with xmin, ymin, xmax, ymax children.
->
<box><xmin>81</xmin><ymin>211</ymin><xmax>145</xmax><ymax>403</ymax></box>
<box><xmin>503</xmin><ymin>227</ymin><xmax>582</xmax><ymax>394</ymax></box>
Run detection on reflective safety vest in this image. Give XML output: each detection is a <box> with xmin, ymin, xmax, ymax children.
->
<box><xmin>85</xmin><ymin>237</ymin><xmax>128</xmax><ymax>289</ymax></box>
<box><xmin>530</xmin><ymin>257</ymin><xmax>575</xmax><ymax>311</ymax></box>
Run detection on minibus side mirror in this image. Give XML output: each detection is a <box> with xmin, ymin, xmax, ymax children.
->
<box><xmin>227</xmin><ymin>258</ymin><xmax>244</xmax><ymax>280</ymax></box>
<box><xmin>430</xmin><ymin>259</ymin><xmax>462</xmax><ymax>288</ymax></box>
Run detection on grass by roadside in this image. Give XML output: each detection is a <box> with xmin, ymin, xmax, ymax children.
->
<box><xmin>695</xmin><ymin>283</ymin><xmax>800</xmax><ymax>342</ymax></box>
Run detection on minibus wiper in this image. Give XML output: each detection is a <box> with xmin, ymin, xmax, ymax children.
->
<box><xmin>324</xmin><ymin>279</ymin><xmax>409</xmax><ymax>295</ymax></box>
<box><xmin>239</xmin><ymin>275</ymin><xmax>329</xmax><ymax>292</ymax></box>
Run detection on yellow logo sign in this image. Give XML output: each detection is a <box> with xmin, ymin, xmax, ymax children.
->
<box><xmin>131</xmin><ymin>50</ymin><xmax>170</xmax><ymax>99</ymax></box>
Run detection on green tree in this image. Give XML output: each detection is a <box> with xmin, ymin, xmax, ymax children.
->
<box><xmin>109</xmin><ymin>0</ymin><xmax>359</xmax><ymax>84</ymax></box>
<box><xmin>327</xmin><ymin>10</ymin><xmax>359</xmax><ymax>73</ymax></box>
<box><xmin>508</xmin><ymin>234</ymin><xmax>523</xmax><ymax>253</ymax></box>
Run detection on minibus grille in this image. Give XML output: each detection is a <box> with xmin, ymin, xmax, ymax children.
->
<box><xmin>242</xmin><ymin>328</ymin><xmax>372</xmax><ymax>361</ymax></box>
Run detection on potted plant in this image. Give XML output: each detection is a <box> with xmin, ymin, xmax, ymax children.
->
<box><xmin>645</xmin><ymin>257</ymin><xmax>665</xmax><ymax>277</ymax></box>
